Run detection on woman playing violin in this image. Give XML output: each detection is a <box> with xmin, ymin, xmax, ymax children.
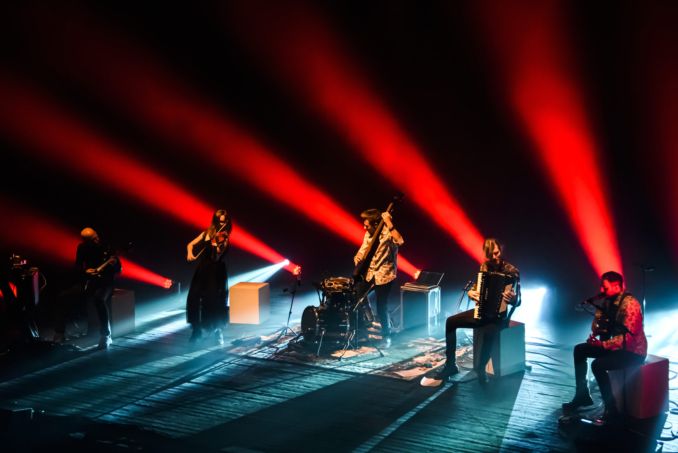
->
<box><xmin>186</xmin><ymin>209</ymin><xmax>232</xmax><ymax>345</ymax></box>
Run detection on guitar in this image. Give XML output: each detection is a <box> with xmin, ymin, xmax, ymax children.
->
<box><xmin>352</xmin><ymin>194</ymin><xmax>404</xmax><ymax>282</ymax></box>
<box><xmin>84</xmin><ymin>256</ymin><xmax>120</xmax><ymax>291</ymax></box>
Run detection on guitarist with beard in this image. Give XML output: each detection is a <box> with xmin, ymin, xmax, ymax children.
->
<box><xmin>53</xmin><ymin>227</ymin><xmax>121</xmax><ymax>350</ymax></box>
<box><xmin>353</xmin><ymin>207</ymin><xmax>404</xmax><ymax>348</ymax></box>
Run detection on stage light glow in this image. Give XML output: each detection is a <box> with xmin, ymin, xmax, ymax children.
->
<box><xmin>644</xmin><ymin>308</ymin><xmax>678</xmax><ymax>361</ymax></box>
<box><xmin>0</xmin><ymin>196</ymin><xmax>173</xmax><ymax>288</ymax></box>
<box><xmin>475</xmin><ymin>0</ymin><xmax>622</xmax><ymax>276</ymax></box>
<box><xmin>17</xmin><ymin>8</ymin><xmax>419</xmax><ymax>278</ymax></box>
<box><xmin>226</xmin><ymin>2</ymin><xmax>486</xmax><ymax>263</ymax></box>
<box><xmin>229</xmin><ymin>260</ymin><xmax>290</xmax><ymax>287</ymax></box>
<box><xmin>0</xmin><ymin>75</ymin><xmax>298</xmax><ymax>272</ymax></box>
<box><xmin>513</xmin><ymin>286</ymin><xmax>548</xmax><ymax>328</ymax></box>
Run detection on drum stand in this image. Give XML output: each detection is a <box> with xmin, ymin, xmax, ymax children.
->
<box><xmin>338</xmin><ymin>283</ymin><xmax>384</xmax><ymax>360</ymax></box>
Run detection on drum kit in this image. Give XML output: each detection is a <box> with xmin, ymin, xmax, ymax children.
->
<box><xmin>300</xmin><ymin>276</ymin><xmax>372</xmax><ymax>352</ymax></box>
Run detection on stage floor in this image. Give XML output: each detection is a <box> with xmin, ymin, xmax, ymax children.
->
<box><xmin>0</xmin><ymin>292</ymin><xmax>675</xmax><ymax>452</ymax></box>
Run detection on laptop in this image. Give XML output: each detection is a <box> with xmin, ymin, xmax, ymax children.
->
<box><xmin>403</xmin><ymin>270</ymin><xmax>444</xmax><ymax>290</ymax></box>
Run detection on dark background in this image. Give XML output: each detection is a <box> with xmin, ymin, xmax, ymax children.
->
<box><xmin>1</xmin><ymin>0</ymin><xmax>676</xmax><ymax>324</ymax></box>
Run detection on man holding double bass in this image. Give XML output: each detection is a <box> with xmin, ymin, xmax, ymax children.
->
<box><xmin>353</xmin><ymin>208</ymin><xmax>404</xmax><ymax>347</ymax></box>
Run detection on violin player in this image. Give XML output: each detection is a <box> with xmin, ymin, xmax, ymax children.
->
<box><xmin>186</xmin><ymin>209</ymin><xmax>232</xmax><ymax>345</ymax></box>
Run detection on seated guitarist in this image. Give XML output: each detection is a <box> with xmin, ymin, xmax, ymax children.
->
<box><xmin>53</xmin><ymin>227</ymin><xmax>121</xmax><ymax>349</ymax></box>
<box><xmin>562</xmin><ymin>271</ymin><xmax>647</xmax><ymax>425</ymax></box>
<box><xmin>422</xmin><ymin>238</ymin><xmax>519</xmax><ymax>387</ymax></box>
<box><xmin>353</xmin><ymin>209</ymin><xmax>404</xmax><ymax>347</ymax></box>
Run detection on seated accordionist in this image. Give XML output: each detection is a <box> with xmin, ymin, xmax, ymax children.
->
<box><xmin>421</xmin><ymin>238</ymin><xmax>520</xmax><ymax>387</ymax></box>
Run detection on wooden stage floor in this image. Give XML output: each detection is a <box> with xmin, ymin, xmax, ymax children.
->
<box><xmin>0</xmin><ymin>293</ymin><xmax>675</xmax><ymax>452</ymax></box>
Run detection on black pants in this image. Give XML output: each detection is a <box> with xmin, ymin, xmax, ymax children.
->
<box><xmin>356</xmin><ymin>280</ymin><xmax>393</xmax><ymax>337</ymax></box>
<box><xmin>55</xmin><ymin>283</ymin><xmax>112</xmax><ymax>337</ymax></box>
<box><xmin>445</xmin><ymin>309</ymin><xmax>502</xmax><ymax>371</ymax></box>
<box><xmin>573</xmin><ymin>343</ymin><xmax>645</xmax><ymax>409</ymax></box>
<box><xmin>372</xmin><ymin>281</ymin><xmax>393</xmax><ymax>337</ymax></box>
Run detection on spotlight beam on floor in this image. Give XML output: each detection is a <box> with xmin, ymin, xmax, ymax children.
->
<box><xmin>474</xmin><ymin>0</ymin><xmax>622</xmax><ymax>275</ymax></box>
<box><xmin>16</xmin><ymin>7</ymin><xmax>419</xmax><ymax>278</ymax></box>
<box><xmin>0</xmin><ymin>75</ymin><xmax>298</xmax><ymax>272</ymax></box>
<box><xmin>225</xmin><ymin>1</ymin><xmax>486</xmax><ymax>263</ymax></box>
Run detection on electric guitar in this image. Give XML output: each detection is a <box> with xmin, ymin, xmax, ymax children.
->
<box><xmin>84</xmin><ymin>256</ymin><xmax>120</xmax><ymax>291</ymax></box>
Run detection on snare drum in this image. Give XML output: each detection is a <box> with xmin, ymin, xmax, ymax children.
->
<box><xmin>321</xmin><ymin>277</ymin><xmax>354</xmax><ymax>309</ymax></box>
<box><xmin>321</xmin><ymin>277</ymin><xmax>353</xmax><ymax>293</ymax></box>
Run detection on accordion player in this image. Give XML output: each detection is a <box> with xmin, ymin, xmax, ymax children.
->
<box><xmin>473</xmin><ymin>271</ymin><xmax>518</xmax><ymax>321</ymax></box>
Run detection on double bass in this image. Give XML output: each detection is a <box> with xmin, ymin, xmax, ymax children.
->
<box><xmin>352</xmin><ymin>194</ymin><xmax>403</xmax><ymax>283</ymax></box>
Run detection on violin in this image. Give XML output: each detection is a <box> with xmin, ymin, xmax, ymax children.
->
<box><xmin>211</xmin><ymin>231</ymin><xmax>228</xmax><ymax>254</ymax></box>
<box><xmin>193</xmin><ymin>223</ymin><xmax>229</xmax><ymax>259</ymax></box>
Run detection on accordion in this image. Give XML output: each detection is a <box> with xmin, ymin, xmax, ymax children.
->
<box><xmin>473</xmin><ymin>271</ymin><xmax>516</xmax><ymax>320</ymax></box>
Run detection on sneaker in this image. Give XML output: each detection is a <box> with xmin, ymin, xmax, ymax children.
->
<box><xmin>214</xmin><ymin>328</ymin><xmax>224</xmax><ymax>346</ymax></box>
<box><xmin>433</xmin><ymin>363</ymin><xmax>460</xmax><ymax>380</ymax></box>
<box><xmin>97</xmin><ymin>335</ymin><xmax>112</xmax><ymax>350</ymax></box>
<box><xmin>419</xmin><ymin>363</ymin><xmax>460</xmax><ymax>387</ymax></box>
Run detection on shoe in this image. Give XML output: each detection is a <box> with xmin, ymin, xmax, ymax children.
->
<box><xmin>433</xmin><ymin>363</ymin><xmax>460</xmax><ymax>380</ymax></box>
<box><xmin>214</xmin><ymin>328</ymin><xmax>224</xmax><ymax>346</ymax></box>
<box><xmin>420</xmin><ymin>363</ymin><xmax>459</xmax><ymax>387</ymax></box>
<box><xmin>562</xmin><ymin>389</ymin><xmax>594</xmax><ymax>411</ymax></box>
<box><xmin>189</xmin><ymin>328</ymin><xmax>203</xmax><ymax>343</ymax></box>
<box><xmin>97</xmin><ymin>335</ymin><xmax>112</xmax><ymax>350</ymax></box>
<box><xmin>594</xmin><ymin>406</ymin><xmax>623</xmax><ymax>426</ymax></box>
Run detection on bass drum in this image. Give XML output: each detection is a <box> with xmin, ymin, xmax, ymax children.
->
<box><xmin>300</xmin><ymin>305</ymin><xmax>351</xmax><ymax>344</ymax></box>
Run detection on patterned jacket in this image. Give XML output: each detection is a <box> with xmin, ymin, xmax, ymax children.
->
<box><xmin>598</xmin><ymin>293</ymin><xmax>647</xmax><ymax>357</ymax></box>
<box><xmin>354</xmin><ymin>228</ymin><xmax>401</xmax><ymax>285</ymax></box>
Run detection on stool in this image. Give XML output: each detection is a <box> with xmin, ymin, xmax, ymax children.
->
<box><xmin>608</xmin><ymin>354</ymin><xmax>669</xmax><ymax>419</ymax></box>
<box><xmin>87</xmin><ymin>288</ymin><xmax>135</xmax><ymax>338</ymax></box>
<box><xmin>229</xmin><ymin>282</ymin><xmax>270</xmax><ymax>324</ymax></box>
<box><xmin>473</xmin><ymin>320</ymin><xmax>525</xmax><ymax>377</ymax></box>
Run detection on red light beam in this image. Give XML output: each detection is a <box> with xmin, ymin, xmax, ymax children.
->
<box><xmin>0</xmin><ymin>196</ymin><xmax>172</xmax><ymax>287</ymax></box>
<box><xmin>474</xmin><ymin>0</ymin><xmax>622</xmax><ymax>275</ymax></box>
<box><xmin>226</xmin><ymin>1</ymin><xmax>486</xmax><ymax>263</ymax></box>
<box><xmin>0</xmin><ymin>74</ymin><xmax>298</xmax><ymax>271</ymax></box>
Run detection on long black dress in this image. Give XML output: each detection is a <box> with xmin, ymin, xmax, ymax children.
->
<box><xmin>186</xmin><ymin>233</ymin><xmax>229</xmax><ymax>332</ymax></box>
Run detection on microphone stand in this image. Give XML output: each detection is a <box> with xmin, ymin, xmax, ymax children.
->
<box><xmin>276</xmin><ymin>274</ymin><xmax>302</xmax><ymax>343</ymax></box>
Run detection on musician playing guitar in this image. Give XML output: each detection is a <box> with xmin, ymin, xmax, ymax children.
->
<box><xmin>53</xmin><ymin>227</ymin><xmax>121</xmax><ymax>350</ymax></box>
<box><xmin>185</xmin><ymin>209</ymin><xmax>231</xmax><ymax>345</ymax></box>
<box><xmin>421</xmin><ymin>238</ymin><xmax>519</xmax><ymax>387</ymax></box>
<box><xmin>353</xmin><ymin>207</ymin><xmax>404</xmax><ymax>347</ymax></box>
<box><xmin>562</xmin><ymin>271</ymin><xmax>647</xmax><ymax>425</ymax></box>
